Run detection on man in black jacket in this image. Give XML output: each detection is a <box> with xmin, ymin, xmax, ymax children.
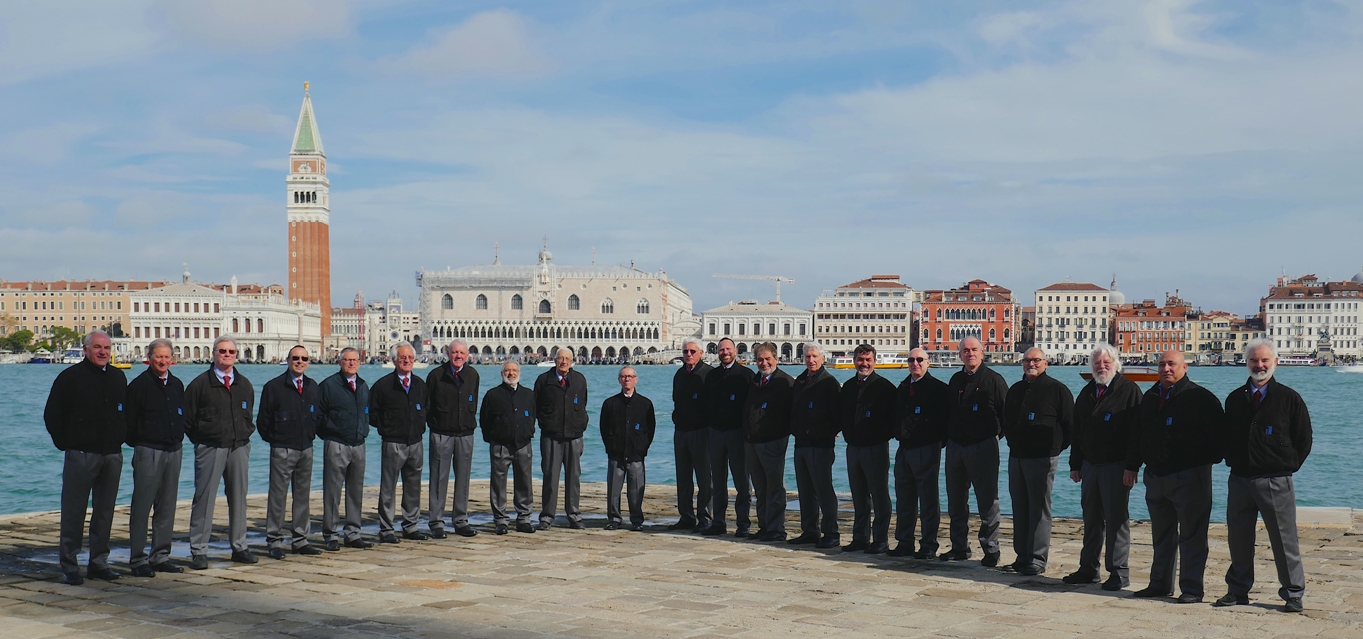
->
<box><xmin>892</xmin><ymin>347</ymin><xmax>949</xmax><ymax>559</ymax></box>
<box><xmin>670</xmin><ymin>339</ymin><xmax>712</xmax><ymax>532</ymax></box>
<box><xmin>318</xmin><ymin>347</ymin><xmax>372</xmax><ymax>550</ymax></box>
<box><xmin>701</xmin><ymin>338</ymin><xmax>755</xmax><ymax>537</ymax></box>
<box><xmin>426</xmin><ymin>339</ymin><xmax>480</xmax><ymax>538</ymax></box>
<box><xmin>601</xmin><ymin>367</ymin><xmax>656</xmax><ymax>531</ymax></box>
<box><xmin>1126</xmin><ymin>349</ymin><xmax>1224</xmax><ymax>604</ymax></box>
<box><xmin>258</xmin><ymin>345</ymin><xmax>322</xmax><ymax>559</ymax></box>
<box><xmin>840</xmin><ymin>344</ymin><xmax>897</xmax><ymax>554</ymax></box>
<box><xmin>533</xmin><ymin>348</ymin><xmax>590</xmax><ymax>530</ymax></box>
<box><xmin>125</xmin><ymin>339</ymin><xmax>186</xmax><ymax>577</ymax></box>
<box><xmin>370</xmin><ymin>343</ymin><xmax>430</xmax><ymax>543</ymax></box>
<box><xmin>185</xmin><ymin>336</ymin><xmax>257</xmax><ymax>569</ymax></box>
<box><xmin>1064</xmin><ymin>344</ymin><xmax>1141</xmax><ymax>590</ymax></box>
<box><xmin>788</xmin><ymin>343</ymin><xmax>841</xmax><ymax>548</ymax></box>
<box><xmin>1002</xmin><ymin>348</ymin><xmax>1074</xmax><ymax>576</ymax></box>
<box><xmin>744</xmin><ymin>342</ymin><xmax>794</xmax><ymax>542</ymax></box>
<box><xmin>482</xmin><ymin>361</ymin><xmax>537</xmax><ymax>534</ymax></box>
<box><xmin>942</xmin><ymin>336</ymin><xmax>1008</xmax><ymax>567</ymax></box>
<box><xmin>45</xmin><ymin>331</ymin><xmax>126</xmax><ymax>585</ymax></box>
<box><xmin>1213</xmin><ymin>340</ymin><xmax>1311</xmax><ymax>613</ymax></box>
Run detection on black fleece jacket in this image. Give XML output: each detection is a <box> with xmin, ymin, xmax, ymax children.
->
<box><xmin>184</xmin><ymin>367</ymin><xmax>254</xmax><ymax>450</ymax></box>
<box><xmin>600</xmin><ymin>391</ymin><xmax>657</xmax><ymax>462</ymax></box>
<box><xmin>45</xmin><ymin>359</ymin><xmax>128</xmax><ymax>454</ymax></box>
<box><xmin>743</xmin><ymin>368</ymin><xmax>794</xmax><ymax>444</ymax></box>
<box><xmin>895</xmin><ymin>371</ymin><xmax>950</xmax><ymax>450</ymax></box>
<box><xmin>1127</xmin><ymin>375</ymin><xmax>1223</xmax><ymax>476</ymax></box>
<box><xmin>946</xmin><ymin>365</ymin><xmax>1009</xmax><ymax>446</ymax></box>
<box><xmin>671</xmin><ymin>362</ymin><xmax>712</xmax><ymax>433</ymax></box>
<box><xmin>124</xmin><ymin>368</ymin><xmax>185</xmax><ymax>451</ymax></box>
<box><xmin>1220</xmin><ymin>377</ymin><xmax>1312</xmax><ymax>479</ymax></box>
<box><xmin>1002</xmin><ymin>371</ymin><xmax>1074</xmax><ymax>459</ymax></box>
<box><xmin>791</xmin><ymin>367</ymin><xmax>841</xmax><ymax>448</ymax></box>
<box><xmin>1069</xmin><ymin>373</ymin><xmax>1142</xmax><ymax>472</ymax></box>
<box><xmin>839</xmin><ymin>372</ymin><xmax>896</xmax><ymax>447</ymax></box>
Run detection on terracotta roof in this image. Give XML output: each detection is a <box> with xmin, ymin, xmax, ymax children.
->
<box><xmin>1264</xmin><ymin>279</ymin><xmax>1363</xmax><ymax>299</ymax></box>
<box><xmin>0</xmin><ymin>280</ymin><xmax>169</xmax><ymax>292</ymax></box>
<box><xmin>838</xmin><ymin>277</ymin><xmax>909</xmax><ymax>289</ymax></box>
<box><xmin>1036</xmin><ymin>282</ymin><xmax>1108</xmax><ymax>292</ymax></box>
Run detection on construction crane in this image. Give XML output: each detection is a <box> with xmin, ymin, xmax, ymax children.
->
<box><xmin>712</xmin><ymin>273</ymin><xmax>794</xmax><ymax>302</ymax></box>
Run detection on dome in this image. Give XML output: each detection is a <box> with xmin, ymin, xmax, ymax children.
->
<box><xmin>1351</xmin><ymin>266</ymin><xmax>1363</xmax><ymax>284</ymax></box>
<box><xmin>1108</xmin><ymin>275</ymin><xmax>1125</xmax><ymax>306</ymax></box>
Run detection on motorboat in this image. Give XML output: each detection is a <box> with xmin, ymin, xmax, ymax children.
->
<box><xmin>1080</xmin><ymin>366</ymin><xmax>1160</xmax><ymax>383</ymax></box>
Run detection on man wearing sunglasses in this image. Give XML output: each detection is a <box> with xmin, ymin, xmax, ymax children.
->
<box><xmin>258</xmin><ymin>345</ymin><xmax>322</xmax><ymax>559</ymax></box>
<box><xmin>670</xmin><ymin>339</ymin><xmax>713</xmax><ymax>532</ymax></box>
<box><xmin>185</xmin><ymin>336</ymin><xmax>257</xmax><ymax>568</ymax></box>
<box><xmin>891</xmin><ymin>348</ymin><xmax>950</xmax><ymax>559</ymax></box>
<box><xmin>1002</xmin><ymin>347</ymin><xmax>1074</xmax><ymax>576</ymax></box>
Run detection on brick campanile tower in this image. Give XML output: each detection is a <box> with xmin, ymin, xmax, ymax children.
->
<box><xmin>287</xmin><ymin>82</ymin><xmax>331</xmax><ymax>336</ymax></box>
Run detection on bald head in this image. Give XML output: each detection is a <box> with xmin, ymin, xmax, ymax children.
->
<box><xmin>1158</xmin><ymin>349</ymin><xmax>1187</xmax><ymax>386</ymax></box>
<box><xmin>959</xmin><ymin>336</ymin><xmax>983</xmax><ymax>372</ymax></box>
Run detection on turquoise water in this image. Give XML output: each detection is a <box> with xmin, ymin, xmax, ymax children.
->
<box><xmin>3</xmin><ymin>363</ymin><xmax>1358</xmax><ymax>521</ymax></box>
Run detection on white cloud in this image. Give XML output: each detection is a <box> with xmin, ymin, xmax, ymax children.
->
<box><xmin>3</xmin><ymin>123</ymin><xmax>100</xmax><ymax>165</ymax></box>
<box><xmin>382</xmin><ymin>9</ymin><xmax>552</xmax><ymax>81</ymax></box>
<box><xmin>204</xmin><ymin>104</ymin><xmax>293</xmax><ymax>134</ymax></box>
<box><xmin>150</xmin><ymin>0</ymin><xmax>352</xmax><ymax>52</ymax></box>
<box><xmin>0</xmin><ymin>2</ymin><xmax>159</xmax><ymax>85</ymax></box>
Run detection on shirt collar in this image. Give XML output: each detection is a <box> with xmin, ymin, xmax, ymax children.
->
<box><xmin>214</xmin><ymin>366</ymin><xmax>234</xmax><ymax>383</ymax></box>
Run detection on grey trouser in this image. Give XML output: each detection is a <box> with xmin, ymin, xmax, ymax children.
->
<box><xmin>847</xmin><ymin>442</ymin><xmax>892</xmax><ymax>544</ymax></box>
<box><xmin>379</xmin><ymin>441</ymin><xmax>423</xmax><ymax>535</ymax></box>
<box><xmin>674</xmin><ymin>428</ymin><xmax>712</xmax><ymax>527</ymax></box>
<box><xmin>607</xmin><ymin>458</ymin><xmax>647</xmax><ymax>526</ymax></box>
<box><xmin>745</xmin><ymin>439</ymin><xmax>788</xmax><ymax>534</ymax></box>
<box><xmin>895</xmin><ymin>443</ymin><xmax>941</xmax><ymax>553</ymax></box>
<box><xmin>945</xmin><ymin>438</ymin><xmax>1001</xmax><ymax>554</ymax></box>
<box><xmin>490</xmin><ymin>442</ymin><xmax>534</xmax><ymax>525</ymax></box>
<box><xmin>322</xmin><ymin>440</ymin><xmax>366</xmax><ymax>543</ymax></box>
<box><xmin>129</xmin><ymin>446</ymin><xmax>181</xmax><ymax>568</ymax></box>
<box><xmin>266</xmin><ymin>446</ymin><xmax>314</xmax><ymax>549</ymax></box>
<box><xmin>428</xmin><ymin>432</ymin><xmax>475</xmax><ymax>531</ymax></box>
<box><xmin>60</xmin><ymin>450</ymin><xmax>122</xmax><ymax>574</ymax></box>
<box><xmin>1078</xmin><ymin>461</ymin><xmax>1130</xmax><ymax>578</ymax></box>
<box><xmin>539</xmin><ymin>436</ymin><xmax>584</xmax><ymax>525</ymax></box>
<box><xmin>708</xmin><ymin>428</ymin><xmax>751</xmax><ymax>530</ymax></box>
<box><xmin>190</xmin><ymin>443</ymin><xmax>250</xmax><ymax>556</ymax></box>
<box><xmin>794</xmin><ymin>446</ymin><xmax>838</xmax><ymax>538</ymax></box>
<box><xmin>1226</xmin><ymin>474</ymin><xmax>1305</xmax><ymax>601</ymax></box>
<box><xmin>1144</xmin><ymin>464</ymin><xmax>1212</xmax><ymax>597</ymax></box>
<box><xmin>1008</xmin><ymin>455</ymin><xmax>1058</xmax><ymax>569</ymax></box>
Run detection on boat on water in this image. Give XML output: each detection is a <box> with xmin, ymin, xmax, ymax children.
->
<box><xmin>832</xmin><ymin>354</ymin><xmax>910</xmax><ymax>369</ymax></box>
<box><xmin>1080</xmin><ymin>366</ymin><xmax>1160</xmax><ymax>383</ymax></box>
<box><xmin>536</xmin><ymin>361</ymin><xmax>555</xmax><ymax>367</ymax></box>
<box><xmin>1277</xmin><ymin>356</ymin><xmax>1317</xmax><ymax>367</ymax></box>
<box><xmin>1337</xmin><ymin>364</ymin><xmax>1363</xmax><ymax>373</ymax></box>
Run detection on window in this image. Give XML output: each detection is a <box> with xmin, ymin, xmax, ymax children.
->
<box><xmin>539</xmin><ymin>299</ymin><xmax>551</xmax><ymax>314</ymax></box>
<box><xmin>709</xmin><ymin>323</ymin><xmax>716</xmax><ymax>335</ymax></box>
<box><xmin>637</xmin><ymin>299</ymin><xmax>650</xmax><ymax>314</ymax></box>
<box><xmin>476</xmin><ymin>294</ymin><xmax>488</xmax><ymax>310</ymax></box>
<box><xmin>601</xmin><ymin>299</ymin><xmax>614</xmax><ymax>314</ymax></box>
<box><xmin>257</xmin><ymin>319</ymin><xmax>264</xmax><ymax>333</ymax></box>
<box><xmin>511</xmin><ymin>294</ymin><xmax>523</xmax><ymax>310</ymax></box>
<box><xmin>568</xmin><ymin>294</ymin><xmax>580</xmax><ymax>310</ymax></box>
<box><xmin>441</xmin><ymin>294</ymin><xmax>453</xmax><ymax>310</ymax></box>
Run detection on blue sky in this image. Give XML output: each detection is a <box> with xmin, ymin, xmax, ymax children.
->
<box><xmin>4</xmin><ymin>0</ymin><xmax>1363</xmax><ymax>315</ymax></box>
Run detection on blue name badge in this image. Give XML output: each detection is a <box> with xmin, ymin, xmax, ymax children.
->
<box><xmin>117</xmin><ymin>403</ymin><xmax>123</xmax><ymax>412</ymax></box>
<box><xmin>310</xmin><ymin>405</ymin><xmax>315</xmax><ymax>413</ymax></box>
<box><xmin>574</xmin><ymin>397</ymin><xmax>579</xmax><ymax>404</ymax></box>
<box><xmin>915</xmin><ymin>406</ymin><xmax>921</xmax><ymax>414</ymax></box>
<box><xmin>972</xmin><ymin>404</ymin><xmax>979</xmax><ymax>412</ymax></box>
<box><xmin>761</xmin><ymin>402</ymin><xmax>768</xmax><ymax>409</ymax></box>
<box><xmin>524</xmin><ymin>410</ymin><xmax>530</xmax><ymax>417</ymax></box>
<box><xmin>730</xmin><ymin>394</ymin><xmax>736</xmax><ymax>401</ymax></box>
<box><xmin>635</xmin><ymin>423</ymin><xmax>641</xmax><ymax>430</ymax></box>
<box><xmin>1028</xmin><ymin>412</ymin><xmax>1035</xmax><ymax>421</ymax></box>
<box><xmin>693</xmin><ymin>393</ymin><xmax>699</xmax><ymax>400</ymax></box>
<box><xmin>416</xmin><ymin>403</ymin><xmax>422</xmax><ymax>411</ymax></box>
<box><xmin>1265</xmin><ymin>426</ymin><xmax>1274</xmax><ymax>435</ymax></box>
<box><xmin>808</xmin><ymin>402</ymin><xmax>814</xmax><ymax>409</ymax></box>
<box><xmin>242</xmin><ymin>401</ymin><xmax>248</xmax><ymax>410</ymax></box>
<box><xmin>1104</xmin><ymin>413</ymin><xmax>1111</xmax><ymax>422</ymax></box>
<box><xmin>865</xmin><ymin>410</ymin><xmax>871</xmax><ymax>418</ymax></box>
<box><xmin>365</xmin><ymin>407</ymin><xmax>369</xmax><ymax>414</ymax></box>
<box><xmin>178</xmin><ymin>408</ymin><xmax>183</xmax><ymax>415</ymax></box>
<box><xmin>1166</xmin><ymin>417</ymin><xmax>1174</xmax><ymax>426</ymax></box>
<box><xmin>469</xmin><ymin>395</ymin><xmax>474</xmax><ymax>402</ymax></box>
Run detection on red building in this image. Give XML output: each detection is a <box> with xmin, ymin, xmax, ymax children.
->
<box><xmin>920</xmin><ymin>279</ymin><xmax>1017</xmax><ymax>360</ymax></box>
<box><xmin>1113</xmin><ymin>293</ymin><xmax>1190</xmax><ymax>360</ymax></box>
<box><xmin>287</xmin><ymin>83</ymin><xmax>332</xmax><ymax>336</ymax></box>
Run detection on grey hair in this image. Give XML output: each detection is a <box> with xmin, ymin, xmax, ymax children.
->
<box><xmin>146</xmin><ymin>338</ymin><xmax>174</xmax><ymax>357</ymax></box>
<box><xmin>753</xmin><ymin>342</ymin><xmax>778</xmax><ymax>358</ymax></box>
<box><xmin>501</xmin><ymin>360</ymin><xmax>520</xmax><ymax>371</ymax></box>
<box><xmin>1091</xmin><ymin>344</ymin><xmax>1122</xmax><ymax>372</ymax></box>
<box><xmin>682</xmin><ymin>338</ymin><xmax>702</xmax><ymax>351</ymax></box>
<box><xmin>959</xmin><ymin>336</ymin><xmax>982</xmax><ymax>351</ymax></box>
<box><xmin>1024</xmin><ymin>346</ymin><xmax>1046</xmax><ymax>359</ymax></box>
<box><xmin>83</xmin><ymin>330</ymin><xmax>111</xmax><ymax>347</ymax></box>
<box><xmin>556</xmin><ymin>347</ymin><xmax>574</xmax><ymax>359</ymax></box>
<box><xmin>1244</xmin><ymin>338</ymin><xmax>1277</xmax><ymax>359</ymax></box>
<box><xmin>340</xmin><ymin>346</ymin><xmax>359</xmax><ymax>358</ymax></box>
<box><xmin>446</xmin><ymin>339</ymin><xmax>469</xmax><ymax>354</ymax></box>
<box><xmin>802</xmin><ymin>342</ymin><xmax>825</xmax><ymax>357</ymax></box>
<box><xmin>395</xmin><ymin>342</ymin><xmax>416</xmax><ymax>357</ymax></box>
<box><xmin>212</xmin><ymin>335</ymin><xmax>237</xmax><ymax>353</ymax></box>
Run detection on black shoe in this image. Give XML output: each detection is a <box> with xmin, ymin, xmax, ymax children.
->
<box><xmin>429</xmin><ymin>529</ymin><xmax>448</xmax><ymax>540</ymax></box>
<box><xmin>981</xmin><ymin>552</ymin><xmax>1001</xmax><ymax>568</ymax></box>
<box><xmin>815</xmin><ymin>535</ymin><xmax>840</xmax><ymax>549</ymax></box>
<box><xmin>1283</xmin><ymin>598</ymin><xmax>1303</xmax><ymax>613</ymax></box>
<box><xmin>912</xmin><ymin>550</ymin><xmax>937</xmax><ymax>560</ymax></box>
<box><xmin>325</xmin><ymin>540</ymin><xmax>341</xmax><ymax>552</ymax></box>
<box><xmin>668</xmin><ymin>520</ymin><xmax>698</xmax><ymax>531</ymax></box>
<box><xmin>568</xmin><ymin>520</ymin><xmax>586</xmax><ymax>530</ymax></box>
<box><xmin>692</xmin><ymin>523</ymin><xmax>711</xmax><ymax>534</ymax></box>
<box><xmin>517</xmin><ymin>522</ymin><xmax>537</xmax><ymax>534</ymax></box>
<box><xmin>455</xmin><ymin>526</ymin><xmax>478</xmax><ymax>538</ymax></box>
<box><xmin>130</xmin><ymin>565</ymin><xmax>157</xmax><ymax>578</ymax></box>
<box><xmin>864</xmin><ymin>542</ymin><xmax>889</xmax><ymax>555</ymax></box>
<box><xmin>700</xmin><ymin>525</ymin><xmax>727</xmax><ymax>536</ymax></box>
<box><xmin>87</xmin><ymin>567</ymin><xmax>122</xmax><ymax>581</ymax></box>
<box><xmin>63</xmin><ymin>572</ymin><xmax>83</xmax><ymax>585</ymax></box>
<box><xmin>733</xmin><ymin>528</ymin><xmax>750</xmax><ymax>539</ymax></box>
<box><xmin>151</xmin><ymin>561</ymin><xmax>183</xmax><ymax>574</ymax></box>
<box><xmin>1017</xmin><ymin>564</ymin><xmax>1041</xmax><ymax>576</ymax></box>
<box><xmin>495</xmin><ymin>524</ymin><xmax>509</xmax><ymax>535</ymax></box>
<box><xmin>404</xmin><ymin>530</ymin><xmax>431</xmax><ymax>541</ymax></box>
<box><xmin>886</xmin><ymin>544</ymin><xmax>912</xmax><ymax>557</ymax></box>
<box><xmin>842</xmin><ymin>540</ymin><xmax>869</xmax><ymax>553</ymax></box>
<box><xmin>628</xmin><ymin>523</ymin><xmax>645</xmax><ymax>532</ymax></box>
<box><xmin>1101</xmin><ymin>574</ymin><xmax>1129</xmax><ymax>591</ymax></box>
<box><xmin>1213</xmin><ymin>593</ymin><xmax>1249</xmax><ymax>607</ymax></box>
<box><xmin>787</xmin><ymin>532</ymin><xmax>820</xmax><ymax>545</ymax></box>
<box><xmin>536</xmin><ymin>521</ymin><xmax>552</xmax><ymax>531</ymax></box>
<box><xmin>269</xmin><ymin>548</ymin><xmax>287</xmax><ymax>560</ymax></box>
<box><xmin>1063</xmin><ymin>571</ymin><xmax>1100</xmax><ymax>585</ymax></box>
<box><xmin>295</xmin><ymin>545</ymin><xmax>322</xmax><ymax>556</ymax></box>
<box><xmin>1176</xmin><ymin>593</ymin><xmax>1203</xmax><ymax>604</ymax></box>
<box><xmin>346</xmin><ymin>538</ymin><xmax>374</xmax><ymax>549</ymax></box>
<box><xmin>939</xmin><ymin>548</ymin><xmax>970</xmax><ymax>562</ymax></box>
<box><xmin>190</xmin><ymin>555</ymin><xmax>209</xmax><ymax>570</ymax></box>
<box><xmin>231</xmin><ymin>550</ymin><xmax>258</xmax><ymax>564</ymax></box>
<box><xmin>758</xmin><ymin>530</ymin><xmax>786</xmax><ymax>542</ymax></box>
<box><xmin>1133</xmin><ymin>585</ymin><xmax>1173</xmax><ymax>598</ymax></box>
<box><xmin>605</xmin><ymin>522</ymin><xmax>621</xmax><ymax>530</ymax></box>
<box><xmin>379</xmin><ymin>533</ymin><xmax>401</xmax><ymax>544</ymax></box>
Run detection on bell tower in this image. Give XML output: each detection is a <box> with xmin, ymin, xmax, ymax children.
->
<box><xmin>287</xmin><ymin>81</ymin><xmax>331</xmax><ymax>335</ymax></box>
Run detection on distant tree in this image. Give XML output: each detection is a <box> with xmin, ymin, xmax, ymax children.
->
<box><xmin>0</xmin><ymin>312</ymin><xmax>16</xmax><ymax>336</ymax></box>
<box><xmin>3</xmin><ymin>329</ymin><xmax>34</xmax><ymax>352</ymax></box>
<box><xmin>49</xmin><ymin>327</ymin><xmax>82</xmax><ymax>352</ymax></box>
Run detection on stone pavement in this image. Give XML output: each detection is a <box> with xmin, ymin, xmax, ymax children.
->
<box><xmin>1</xmin><ymin>480</ymin><xmax>1360</xmax><ymax>638</ymax></box>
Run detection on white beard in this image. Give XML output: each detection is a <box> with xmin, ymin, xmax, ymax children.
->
<box><xmin>1249</xmin><ymin>369</ymin><xmax>1272</xmax><ymax>384</ymax></box>
<box><xmin>1092</xmin><ymin>370</ymin><xmax>1116</xmax><ymax>386</ymax></box>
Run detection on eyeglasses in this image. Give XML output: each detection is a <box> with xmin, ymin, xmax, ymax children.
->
<box><xmin>341</xmin><ymin>358</ymin><xmax>360</xmax><ymax>363</ymax></box>
<box><xmin>1022</xmin><ymin>358</ymin><xmax>1045</xmax><ymax>364</ymax></box>
<box><xmin>218</xmin><ymin>349</ymin><xmax>237</xmax><ymax>355</ymax></box>
<box><xmin>683</xmin><ymin>349</ymin><xmax>700</xmax><ymax>354</ymax></box>
<box><xmin>290</xmin><ymin>356</ymin><xmax>310</xmax><ymax>362</ymax></box>
<box><xmin>619</xmin><ymin>374</ymin><xmax>637</xmax><ymax>379</ymax></box>
<box><xmin>908</xmin><ymin>357</ymin><xmax>927</xmax><ymax>363</ymax></box>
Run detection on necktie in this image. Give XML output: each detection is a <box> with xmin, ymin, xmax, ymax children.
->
<box><xmin>760</xmin><ymin>376</ymin><xmax>768</xmax><ymax>387</ymax></box>
<box><xmin>349</xmin><ymin>379</ymin><xmax>356</xmax><ymax>393</ymax></box>
<box><xmin>452</xmin><ymin>369</ymin><xmax>462</xmax><ymax>387</ymax></box>
<box><xmin>1159</xmin><ymin>385</ymin><xmax>1171</xmax><ymax>409</ymax></box>
<box><xmin>296</xmin><ymin>377</ymin><xmax>304</xmax><ymax>395</ymax></box>
<box><xmin>1251</xmin><ymin>388</ymin><xmax>1263</xmax><ymax>410</ymax></box>
<box><xmin>560</xmin><ymin>376</ymin><xmax>567</xmax><ymax>389</ymax></box>
<box><xmin>1096</xmin><ymin>384</ymin><xmax>1105</xmax><ymax>400</ymax></box>
<box><xmin>223</xmin><ymin>375</ymin><xmax>231</xmax><ymax>392</ymax></box>
<box><xmin>161</xmin><ymin>377</ymin><xmax>168</xmax><ymax>389</ymax></box>
<box><xmin>402</xmin><ymin>376</ymin><xmax>410</xmax><ymax>392</ymax></box>
<box><xmin>909</xmin><ymin>383</ymin><xmax>915</xmax><ymax>397</ymax></box>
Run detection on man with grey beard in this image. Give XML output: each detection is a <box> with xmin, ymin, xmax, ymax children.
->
<box><xmin>1064</xmin><ymin>344</ymin><xmax>1142</xmax><ymax>591</ymax></box>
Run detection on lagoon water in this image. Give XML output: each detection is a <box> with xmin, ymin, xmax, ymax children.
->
<box><xmin>3</xmin><ymin>362</ymin><xmax>1360</xmax><ymax>521</ymax></box>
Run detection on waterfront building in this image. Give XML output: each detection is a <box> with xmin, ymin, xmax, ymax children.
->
<box><xmin>328</xmin><ymin>292</ymin><xmax>368</xmax><ymax>359</ymax></box>
<box><xmin>1113</xmin><ymin>294</ymin><xmax>1191</xmax><ymax>361</ymax></box>
<box><xmin>1260</xmin><ymin>273</ymin><xmax>1363</xmax><ymax>359</ymax></box>
<box><xmin>1226</xmin><ymin>316</ymin><xmax>1267</xmax><ymax>361</ymax></box>
<box><xmin>1032</xmin><ymin>282</ymin><xmax>1112</xmax><ymax>363</ymax></box>
<box><xmin>1018</xmin><ymin>306</ymin><xmax>1036</xmax><ymax>351</ymax></box>
<box><xmin>0</xmin><ymin>279</ymin><xmax>167</xmax><ymax>342</ymax></box>
<box><xmin>416</xmin><ymin>246</ymin><xmax>696</xmax><ymax>363</ymax></box>
<box><xmin>287</xmin><ymin>83</ymin><xmax>332</xmax><ymax>337</ymax></box>
<box><xmin>1185</xmin><ymin>309</ymin><xmax>1239</xmax><ymax>362</ymax></box>
<box><xmin>700</xmin><ymin>300</ymin><xmax>813</xmax><ymax>361</ymax></box>
<box><xmin>366</xmin><ymin>291</ymin><xmax>421</xmax><ymax>360</ymax></box>
<box><xmin>812</xmin><ymin>275</ymin><xmax>918</xmax><ymax>357</ymax></box>
<box><xmin>918</xmin><ymin>279</ymin><xmax>1017</xmax><ymax>362</ymax></box>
